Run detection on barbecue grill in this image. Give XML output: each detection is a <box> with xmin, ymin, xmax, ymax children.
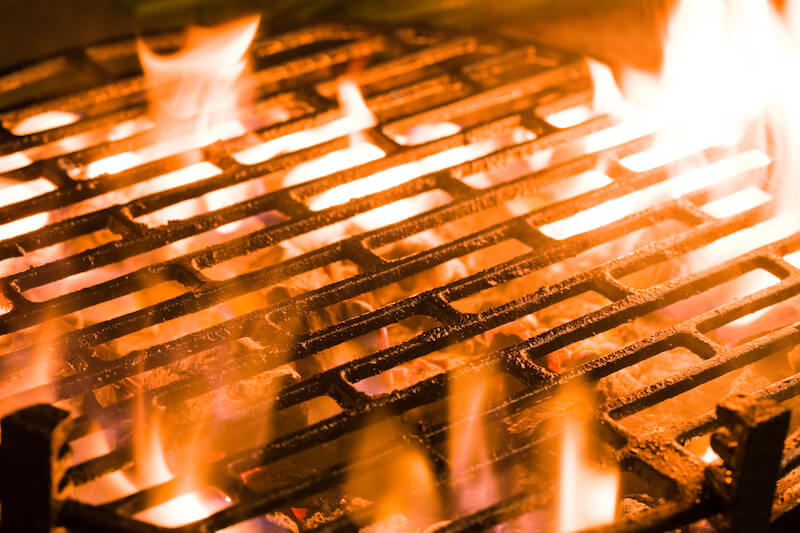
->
<box><xmin>1</xmin><ymin>19</ymin><xmax>800</xmax><ymax>533</ymax></box>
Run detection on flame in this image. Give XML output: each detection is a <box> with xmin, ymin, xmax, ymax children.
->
<box><xmin>129</xmin><ymin>405</ymin><xmax>232</xmax><ymax>528</ymax></box>
<box><xmin>297</xmin><ymin>82</ymin><xmax>503</xmax><ymax>229</ymax></box>
<box><xmin>554</xmin><ymin>382</ymin><xmax>618</xmax><ymax>533</ymax></box>
<box><xmin>235</xmin><ymin>78</ymin><xmax>376</xmax><ymax>165</ymax></box>
<box><xmin>137</xmin><ymin>16</ymin><xmax>258</xmax><ymax>146</ymax></box>
<box><xmin>64</xmin><ymin>20</ymin><xmax>272</xmax><ymax>524</ymax></box>
<box><xmin>344</xmin><ymin>419</ymin><xmax>441</xmax><ymax>530</ymax></box>
<box><xmin>281</xmin><ymin>78</ymin><xmax>381</xmax><ymax>186</ymax></box>
<box><xmin>540</xmin><ymin>150</ymin><xmax>771</xmax><ymax>240</ymax></box>
<box><xmin>448</xmin><ymin>375</ymin><xmax>500</xmax><ymax>515</ymax></box>
<box><xmin>81</xmin><ymin>15</ymin><xmax>259</xmax><ymax>179</ymax></box>
<box><xmin>552</xmin><ymin>0</ymin><xmax>800</xmax><ymax>296</ymax></box>
<box><xmin>558</xmin><ymin>421</ymin><xmax>618</xmax><ymax>532</ymax></box>
<box><xmin>272</xmin><ymin>79</ymin><xmax>508</xmax><ymax>238</ymax></box>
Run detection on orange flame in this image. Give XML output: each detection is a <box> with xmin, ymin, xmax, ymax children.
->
<box><xmin>547</xmin><ymin>0</ymin><xmax>800</xmax><ymax>319</ymax></box>
<box><xmin>344</xmin><ymin>419</ymin><xmax>441</xmax><ymax>531</ymax></box>
<box><xmin>84</xmin><ymin>15</ymin><xmax>260</xmax><ymax>178</ymax></box>
<box><xmin>558</xmin><ymin>421</ymin><xmax>618</xmax><ymax>532</ymax></box>
<box><xmin>554</xmin><ymin>382</ymin><xmax>618</xmax><ymax>532</ymax></box>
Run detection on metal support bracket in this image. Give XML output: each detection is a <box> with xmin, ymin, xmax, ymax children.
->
<box><xmin>0</xmin><ymin>404</ymin><xmax>73</xmax><ymax>533</ymax></box>
<box><xmin>706</xmin><ymin>393</ymin><xmax>790</xmax><ymax>533</ymax></box>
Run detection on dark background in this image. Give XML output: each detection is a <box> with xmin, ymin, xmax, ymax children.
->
<box><xmin>0</xmin><ymin>0</ymin><xmax>669</xmax><ymax>72</ymax></box>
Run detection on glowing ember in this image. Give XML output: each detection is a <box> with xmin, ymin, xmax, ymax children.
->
<box><xmin>540</xmin><ymin>150</ymin><xmax>770</xmax><ymax>240</ymax></box>
<box><xmin>234</xmin><ymin>78</ymin><xmax>376</xmax><ymax>165</ymax></box>
<box><xmin>0</xmin><ymin>152</ymin><xmax>32</xmax><ymax>173</ymax></box>
<box><xmin>392</xmin><ymin>121</ymin><xmax>461</xmax><ymax>145</ymax></box>
<box><xmin>700</xmin><ymin>186</ymin><xmax>772</xmax><ymax>218</ymax></box>
<box><xmin>702</xmin><ymin>446</ymin><xmax>721</xmax><ymax>464</ymax></box>
<box><xmin>85</xmin><ymin>152</ymin><xmax>145</xmax><ymax>177</ymax></box>
<box><xmin>11</xmin><ymin>110</ymin><xmax>81</xmax><ymax>135</ymax></box>
<box><xmin>545</xmin><ymin>105</ymin><xmax>595</xmax><ymax>129</ymax></box>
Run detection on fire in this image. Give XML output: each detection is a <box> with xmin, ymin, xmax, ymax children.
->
<box><xmin>448</xmin><ymin>373</ymin><xmax>501</xmax><ymax>516</ymax></box>
<box><xmin>344</xmin><ymin>419</ymin><xmax>441</xmax><ymax>531</ymax></box>
<box><xmin>12</xmin><ymin>0</ymin><xmax>800</xmax><ymax>527</ymax></box>
<box><xmin>554</xmin><ymin>382</ymin><xmax>618</xmax><ymax>532</ymax></box>
<box><xmin>544</xmin><ymin>0</ymin><xmax>800</xmax><ymax>320</ymax></box>
<box><xmin>235</xmin><ymin>78</ymin><xmax>377</xmax><ymax>166</ymax></box>
<box><xmin>136</xmin><ymin>15</ymin><xmax>258</xmax><ymax>146</ymax></box>
<box><xmin>281</xmin><ymin>78</ymin><xmax>381</xmax><ymax>186</ymax></box>
<box><xmin>80</xmin><ymin>15</ymin><xmax>260</xmax><ymax>179</ymax></box>
<box><xmin>558</xmin><ymin>420</ymin><xmax>619</xmax><ymax>532</ymax></box>
<box><xmin>540</xmin><ymin>150</ymin><xmax>771</xmax><ymax>240</ymax></box>
<box><xmin>131</xmin><ymin>423</ymin><xmax>229</xmax><ymax>528</ymax></box>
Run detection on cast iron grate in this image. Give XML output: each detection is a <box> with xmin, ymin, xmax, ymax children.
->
<box><xmin>0</xmin><ymin>22</ymin><xmax>799</xmax><ymax>533</ymax></box>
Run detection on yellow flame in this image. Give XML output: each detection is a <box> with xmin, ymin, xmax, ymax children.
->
<box><xmin>82</xmin><ymin>16</ymin><xmax>259</xmax><ymax>179</ymax></box>
<box><xmin>558</xmin><ymin>421</ymin><xmax>619</xmax><ymax>532</ymax></box>
<box><xmin>344</xmin><ymin>419</ymin><xmax>441</xmax><ymax>530</ymax></box>
<box><xmin>448</xmin><ymin>377</ymin><xmax>499</xmax><ymax>514</ymax></box>
<box><xmin>560</xmin><ymin>0</ymin><xmax>800</xmax><ymax>289</ymax></box>
<box><xmin>137</xmin><ymin>16</ymin><xmax>259</xmax><ymax>145</ymax></box>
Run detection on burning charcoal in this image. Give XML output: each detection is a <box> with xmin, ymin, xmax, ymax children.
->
<box><xmin>596</xmin><ymin>347</ymin><xmax>701</xmax><ymax>401</ymax></box>
<box><xmin>290</xmin><ymin>507</ymin><xmax>308</xmax><ymax>521</ymax></box>
<box><xmin>617</xmin><ymin>495</ymin><xmax>653</xmax><ymax>519</ymax></box>
<box><xmin>480</xmin><ymin>314</ymin><xmax>541</xmax><ymax>351</ymax></box>
<box><xmin>262</xmin><ymin>512</ymin><xmax>300</xmax><ymax>533</ymax></box>
<box><xmin>725</xmin><ymin>366</ymin><xmax>770</xmax><ymax>396</ymax></box>
<box><xmin>301</xmin><ymin>496</ymin><xmax>372</xmax><ymax>530</ymax></box>
<box><xmin>546</xmin><ymin>347</ymin><xmax>597</xmax><ymax>373</ymax></box>
<box><xmin>360</xmin><ymin>514</ymin><xmax>409</xmax><ymax>533</ymax></box>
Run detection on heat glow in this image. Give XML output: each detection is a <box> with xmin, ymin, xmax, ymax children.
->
<box><xmin>83</xmin><ymin>15</ymin><xmax>260</xmax><ymax>179</ymax></box>
<box><xmin>545</xmin><ymin>0</ymin><xmax>800</xmax><ymax>332</ymax></box>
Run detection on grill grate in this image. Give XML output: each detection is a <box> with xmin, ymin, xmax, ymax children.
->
<box><xmin>1</xmin><ymin>22</ymin><xmax>800</xmax><ymax>533</ymax></box>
